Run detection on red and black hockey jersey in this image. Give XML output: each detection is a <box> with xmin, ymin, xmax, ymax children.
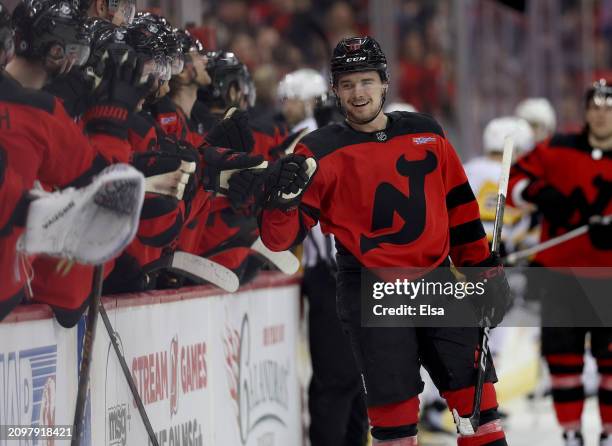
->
<box><xmin>0</xmin><ymin>73</ymin><xmax>130</xmax><ymax>322</ymax></box>
<box><xmin>508</xmin><ymin>131</ymin><xmax>612</xmax><ymax>271</ymax></box>
<box><xmin>260</xmin><ymin>111</ymin><xmax>490</xmax><ymax>269</ymax></box>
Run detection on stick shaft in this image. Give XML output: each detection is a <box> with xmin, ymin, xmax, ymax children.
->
<box><xmin>71</xmin><ymin>265</ymin><xmax>104</xmax><ymax>446</ymax></box>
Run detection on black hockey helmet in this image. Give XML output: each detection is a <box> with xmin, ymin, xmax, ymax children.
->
<box><xmin>133</xmin><ymin>12</ymin><xmax>183</xmax><ymax>76</ymax></box>
<box><xmin>330</xmin><ymin>36</ymin><xmax>388</xmax><ymax>86</ymax></box>
<box><xmin>0</xmin><ymin>1</ymin><xmax>14</xmax><ymax>67</ymax></box>
<box><xmin>585</xmin><ymin>79</ymin><xmax>612</xmax><ymax>108</ymax></box>
<box><xmin>175</xmin><ymin>28</ymin><xmax>204</xmax><ymax>58</ymax></box>
<box><xmin>81</xmin><ymin>18</ymin><xmax>130</xmax><ymax>87</ymax></box>
<box><xmin>125</xmin><ymin>16</ymin><xmax>169</xmax><ymax>81</ymax></box>
<box><xmin>13</xmin><ymin>0</ymin><xmax>91</xmax><ymax>67</ymax></box>
<box><xmin>199</xmin><ymin>50</ymin><xmax>255</xmax><ymax>109</ymax></box>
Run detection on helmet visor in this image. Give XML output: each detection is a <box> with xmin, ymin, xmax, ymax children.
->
<box><xmin>109</xmin><ymin>0</ymin><xmax>136</xmax><ymax>25</ymax></box>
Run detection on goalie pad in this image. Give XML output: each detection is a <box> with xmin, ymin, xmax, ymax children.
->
<box><xmin>19</xmin><ymin>164</ymin><xmax>145</xmax><ymax>264</ymax></box>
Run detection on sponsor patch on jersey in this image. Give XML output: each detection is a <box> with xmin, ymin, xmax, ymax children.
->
<box><xmin>413</xmin><ymin>136</ymin><xmax>437</xmax><ymax>145</ymax></box>
<box><xmin>160</xmin><ymin>115</ymin><xmax>177</xmax><ymax>125</ymax></box>
<box><xmin>375</xmin><ymin>131</ymin><xmax>387</xmax><ymax>142</ymax></box>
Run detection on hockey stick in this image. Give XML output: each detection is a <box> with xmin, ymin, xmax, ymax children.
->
<box><xmin>98</xmin><ymin>302</ymin><xmax>159</xmax><ymax>445</ymax></box>
<box><xmin>144</xmin><ymin>251</ymin><xmax>239</xmax><ymax>292</ymax></box>
<box><xmin>452</xmin><ymin>135</ymin><xmax>514</xmax><ymax>436</ymax></box>
<box><xmin>504</xmin><ymin>214</ymin><xmax>612</xmax><ymax>264</ymax></box>
<box><xmin>71</xmin><ymin>265</ymin><xmax>104</xmax><ymax>446</ymax></box>
<box><xmin>251</xmin><ymin>237</ymin><xmax>300</xmax><ymax>275</ymax></box>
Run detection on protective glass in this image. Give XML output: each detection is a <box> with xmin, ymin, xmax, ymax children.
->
<box><xmin>170</xmin><ymin>52</ymin><xmax>185</xmax><ymax>76</ymax></box>
<box><xmin>65</xmin><ymin>42</ymin><xmax>91</xmax><ymax>67</ymax></box>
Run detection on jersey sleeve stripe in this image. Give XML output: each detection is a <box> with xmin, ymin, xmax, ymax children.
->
<box><xmin>445</xmin><ymin>181</ymin><xmax>476</xmax><ymax>210</ymax></box>
<box><xmin>449</xmin><ymin>218</ymin><xmax>487</xmax><ymax>246</ymax></box>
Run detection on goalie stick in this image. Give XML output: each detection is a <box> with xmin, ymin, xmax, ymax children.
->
<box><xmin>71</xmin><ymin>265</ymin><xmax>103</xmax><ymax>446</ymax></box>
<box><xmin>504</xmin><ymin>214</ymin><xmax>612</xmax><ymax>264</ymax></box>
<box><xmin>144</xmin><ymin>251</ymin><xmax>239</xmax><ymax>292</ymax></box>
<box><xmin>452</xmin><ymin>135</ymin><xmax>514</xmax><ymax>436</ymax></box>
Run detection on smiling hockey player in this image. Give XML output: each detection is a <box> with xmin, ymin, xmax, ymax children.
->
<box><xmin>257</xmin><ymin>36</ymin><xmax>511</xmax><ymax>445</ymax></box>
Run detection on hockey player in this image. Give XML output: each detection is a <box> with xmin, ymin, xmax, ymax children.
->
<box><xmin>515</xmin><ymin>97</ymin><xmax>557</xmax><ymax>143</ymax></box>
<box><xmin>2</xmin><ymin>0</ymin><xmax>147</xmax><ymax>325</ymax></box>
<box><xmin>508</xmin><ymin>79</ymin><xmax>612</xmax><ymax>446</ymax></box>
<box><xmin>256</xmin><ymin>36</ymin><xmax>511</xmax><ymax>445</ymax></box>
<box><xmin>276</xmin><ymin>67</ymin><xmax>368</xmax><ymax>445</ymax></box>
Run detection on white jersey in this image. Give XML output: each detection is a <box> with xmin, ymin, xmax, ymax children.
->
<box><xmin>464</xmin><ymin>156</ymin><xmax>538</xmax><ymax>253</ymax></box>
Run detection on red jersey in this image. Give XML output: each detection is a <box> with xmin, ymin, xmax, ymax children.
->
<box><xmin>260</xmin><ymin>111</ymin><xmax>490</xmax><ymax>269</ymax></box>
<box><xmin>0</xmin><ymin>73</ymin><xmax>130</xmax><ymax>321</ymax></box>
<box><xmin>507</xmin><ymin>131</ymin><xmax>612</xmax><ymax>271</ymax></box>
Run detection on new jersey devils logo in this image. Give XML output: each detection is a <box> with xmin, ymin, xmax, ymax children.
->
<box><xmin>360</xmin><ymin>151</ymin><xmax>438</xmax><ymax>253</ymax></box>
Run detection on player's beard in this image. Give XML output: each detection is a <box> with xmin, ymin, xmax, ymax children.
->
<box><xmin>345</xmin><ymin>94</ymin><xmax>384</xmax><ymax>126</ymax></box>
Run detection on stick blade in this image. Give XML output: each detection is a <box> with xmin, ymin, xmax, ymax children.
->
<box><xmin>171</xmin><ymin>252</ymin><xmax>239</xmax><ymax>292</ymax></box>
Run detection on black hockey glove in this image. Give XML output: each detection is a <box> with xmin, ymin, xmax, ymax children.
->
<box><xmin>205</xmin><ymin>109</ymin><xmax>255</xmax><ymax>153</ymax></box>
<box><xmin>268</xmin><ymin>128</ymin><xmax>308</xmax><ymax>159</ymax></box>
<box><xmin>200</xmin><ymin>146</ymin><xmax>264</xmax><ymax>193</ymax></box>
<box><xmin>522</xmin><ymin>183</ymin><xmax>574</xmax><ymax>227</ymax></box>
<box><xmin>227</xmin><ymin>168</ymin><xmax>267</xmax><ymax>211</ymax></box>
<box><xmin>588</xmin><ymin>215</ymin><xmax>612</xmax><ymax>250</ymax></box>
<box><xmin>264</xmin><ymin>154</ymin><xmax>317</xmax><ymax>211</ymax></box>
<box><xmin>467</xmin><ymin>253</ymin><xmax>512</xmax><ymax>328</ymax></box>
<box><xmin>84</xmin><ymin>48</ymin><xmax>151</xmax><ymax>138</ymax></box>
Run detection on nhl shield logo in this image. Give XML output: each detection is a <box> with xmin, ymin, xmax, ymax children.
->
<box><xmin>375</xmin><ymin>131</ymin><xmax>387</xmax><ymax>142</ymax></box>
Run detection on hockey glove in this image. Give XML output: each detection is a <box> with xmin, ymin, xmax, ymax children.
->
<box><xmin>522</xmin><ymin>183</ymin><xmax>574</xmax><ymax>227</ymax></box>
<box><xmin>264</xmin><ymin>154</ymin><xmax>317</xmax><ymax>211</ymax></box>
<box><xmin>205</xmin><ymin>109</ymin><xmax>255</xmax><ymax>153</ymax></box>
<box><xmin>200</xmin><ymin>146</ymin><xmax>264</xmax><ymax>193</ymax></box>
<box><xmin>467</xmin><ymin>253</ymin><xmax>512</xmax><ymax>328</ymax></box>
<box><xmin>227</xmin><ymin>168</ymin><xmax>267</xmax><ymax>211</ymax></box>
<box><xmin>588</xmin><ymin>215</ymin><xmax>612</xmax><ymax>250</ymax></box>
<box><xmin>132</xmin><ymin>151</ymin><xmax>196</xmax><ymax>201</ymax></box>
<box><xmin>19</xmin><ymin>164</ymin><xmax>144</xmax><ymax>264</ymax></box>
<box><xmin>84</xmin><ymin>48</ymin><xmax>152</xmax><ymax>138</ymax></box>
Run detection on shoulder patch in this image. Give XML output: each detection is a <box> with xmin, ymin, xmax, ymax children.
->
<box><xmin>0</xmin><ymin>75</ymin><xmax>55</xmax><ymax>114</ymax></box>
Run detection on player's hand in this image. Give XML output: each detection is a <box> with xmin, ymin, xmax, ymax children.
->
<box><xmin>467</xmin><ymin>253</ymin><xmax>512</xmax><ymax>328</ymax></box>
<box><xmin>588</xmin><ymin>215</ymin><xmax>612</xmax><ymax>250</ymax></box>
<box><xmin>200</xmin><ymin>146</ymin><xmax>264</xmax><ymax>193</ymax></box>
<box><xmin>264</xmin><ymin>154</ymin><xmax>317</xmax><ymax>211</ymax></box>
<box><xmin>94</xmin><ymin>47</ymin><xmax>152</xmax><ymax>111</ymax></box>
<box><xmin>205</xmin><ymin>109</ymin><xmax>255</xmax><ymax>153</ymax></box>
<box><xmin>522</xmin><ymin>183</ymin><xmax>573</xmax><ymax>226</ymax></box>
<box><xmin>131</xmin><ymin>151</ymin><xmax>196</xmax><ymax>200</ymax></box>
<box><xmin>227</xmin><ymin>168</ymin><xmax>267</xmax><ymax>211</ymax></box>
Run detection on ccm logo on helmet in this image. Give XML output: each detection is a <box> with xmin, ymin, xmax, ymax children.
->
<box><xmin>345</xmin><ymin>57</ymin><xmax>366</xmax><ymax>62</ymax></box>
